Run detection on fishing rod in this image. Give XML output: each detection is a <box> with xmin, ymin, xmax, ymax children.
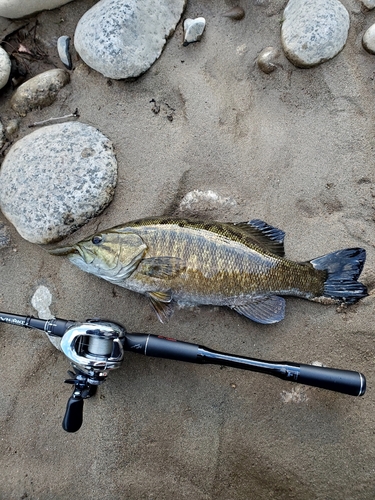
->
<box><xmin>0</xmin><ymin>311</ymin><xmax>366</xmax><ymax>433</ymax></box>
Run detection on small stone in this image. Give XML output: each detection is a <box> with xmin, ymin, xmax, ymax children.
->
<box><xmin>360</xmin><ymin>0</ymin><xmax>375</xmax><ymax>9</ymax></box>
<box><xmin>257</xmin><ymin>46</ymin><xmax>280</xmax><ymax>74</ymax></box>
<box><xmin>179</xmin><ymin>190</ymin><xmax>237</xmax><ymax>213</ymax></box>
<box><xmin>183</xmin><ymin>17</ymin><xmax>206</xmax><ymax>46</ymax></box>
<box><xmin>0</xmin><ymin>122</ymin><xmax>117</xmax><ymax>244</ymax></box>
<box><xmin>222</xmin><ymin>6</ymin><xmax>245</xmax><ymax>20</ymax></box>
<box><xmin>0</xmin><ymin>0</ymin><xmax>75</xmax><ymax>18</ymax></box>
<box><xmin>74</xmin><ymin>0</ymin><xmax>186</xmax><ymax>79</ymax></box>
<box><xmin>0</xmin><ymin>221</ymin><xmax>11</xmax><ymax>248</ymax></box>
<box><xmin>5</xmin><ymin>119</ymin><xmax>19</xmax><ymax>136</ymax></box>
<box><xmin>57</xmin><ymin>36</ymin><xmax>72</xmax><ymax>70</ymax></box>
<box><xmin>0</xmin><ymin>119</ymin><xmax>4</xmax><ymax>149</ymax></box>
<box><xmin>0</xmin><ymin>46</ymin><xmax>11</xmax><ymax>90</ymax></box>
<box><xmin>31</xmin><ymin>285</ymin><xmax>54</xmax><ymax>320</ymax></box>
<box><xmin>362</xmin><ymin>24</ymin><xmax>375</xmax><ymax>54</ymax></box>
<box><xmin>281</xmin><ymin>0</ymin><xmax>350</xmax><ymax>68</ymax></box>
<box><xmin>10</xmin><ymin>69</ymin><xmax>70</xmax><ymax>117</ymax></box>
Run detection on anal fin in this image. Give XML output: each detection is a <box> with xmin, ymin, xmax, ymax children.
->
<box><xmin>147</xmin><ymin>291</ymin><xmax>174</xmax><ymax>323</ymax></box>
<box><xmin>232</xmin><ymin>296</ymin><xmax>285</xmax><ymax>324</ymax></box>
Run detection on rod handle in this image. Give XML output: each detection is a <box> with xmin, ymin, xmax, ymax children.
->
<box><xmin>298</xmin><ymin>364</ymin><xmax>366</xmax><ymax>396</ymax></box>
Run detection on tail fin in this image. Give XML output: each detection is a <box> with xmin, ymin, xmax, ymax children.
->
<box><xmin>310</xmin><ymin>248</ymin><xmax>367</xmax><ymax>304</ymax></box>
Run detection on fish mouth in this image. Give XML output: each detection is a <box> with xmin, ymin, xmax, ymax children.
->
<box><xmin>49</xmin><ymin>243</ymin><xmax>96</xmax><ymax>264</ymax></box>
<box><xmin>48</xmin><ymin>245</ymin><xmax>78</xmax><ymax>256</ymax></box>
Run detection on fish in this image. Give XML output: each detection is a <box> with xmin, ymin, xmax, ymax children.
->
<box><xmin>49</xmin><ymin>217</ymin><xmax>368</xmax><ymax>324</ymax></box>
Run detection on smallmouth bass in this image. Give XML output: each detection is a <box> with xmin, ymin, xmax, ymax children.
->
<box><xmin>50</xmin><ymin>217</ymin><xmax>368</xmax><ymax>324</ymax></box>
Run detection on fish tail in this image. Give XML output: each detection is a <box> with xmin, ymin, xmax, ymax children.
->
<box><xmin>310</xmin><ymin>248</ymin><xmax>368</xmax><ymax>304</ymax></box>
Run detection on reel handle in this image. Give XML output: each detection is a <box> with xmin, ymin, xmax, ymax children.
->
<box><xmin>62</xmin><ymin>395</ymin><xmax>84</xmax><ymax>433</ymax></box>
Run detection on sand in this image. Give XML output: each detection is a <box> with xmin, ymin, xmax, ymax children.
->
<box><xmin>0</xmin><ymin>0</ymin><xmax>374</xmax><ymax>498</ymax></box>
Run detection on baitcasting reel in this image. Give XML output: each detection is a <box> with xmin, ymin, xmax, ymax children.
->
<box><xmin>0</xmin><ymin>312</ymin><xmax>366</xmax><ymax>433</ymax></box>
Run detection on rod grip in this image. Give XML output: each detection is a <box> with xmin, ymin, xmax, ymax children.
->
<box><xmin>298</xmin><ymin>364</ymin><xmax>366</xmax><ymax>396</ymax></box>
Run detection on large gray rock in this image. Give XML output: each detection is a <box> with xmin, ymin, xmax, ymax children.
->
<box><xmin>281</xmin><ymin>0</ymin><xmax>350</xmax><ymax>68</ymax></box>
<box><xmin>0</xmin><ymin>122</ymin><xmax>117</xmax><ymax>244</ymax></box>
<box><xmin>74</xmin><ymin>0</ymin><xmax>186</xmax><ymax>79</ymax></box>
<box><xmin>0</xmin><ymin>0</ymin><xmax>75</xmax><ymax>18</ymax></box>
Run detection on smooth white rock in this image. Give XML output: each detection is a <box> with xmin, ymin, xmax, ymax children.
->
<box><xmin>0</xmin><ymin>46</ymin><xmax>11</xmax><ymax>89</ymax></box>
<box><xmin>10</xmin><ymin>68</ymin><xmax>70</xmax><ymax>116</ymax></box>
<box><xmin>31</xmin><ymin>285</ymin><xmax>54</xmax><ymax>320</ymax></box>
<box><xmin>183</xmin><ymin>17</ymin><xmax>206</xmax><ymax>46</ymax></box>
<box><xmin>281</xmin><ymin>0</ymin><xmax>350</xmax><ymax>68</ymax></box>
<box><xmin>360</xmin><ymin>0</ymin><xmax>375</xmax><ymax>9</ymax></box>
<box><xmin>179</xmin><ymin>190</ymin><xmax>237</xmax><ymax>212</ymax></box>
<box><xmin>362</xmin><ymin>23</ymin><xmax>375</xmax><ymax>54</ymax></box>
<box><xmin>0</xmin><ymin>0</ymin><xmax>75</xmax><ymax>19</ymax></box>
<box><xmin>74</xmin><ymin>0</ymin><xmax>186</xmax><ymax>79</ymax></box>
<box><xmin>0</xmin><ymin>122</ymin><xmax>117</xmax><ymax>244</ymax></box>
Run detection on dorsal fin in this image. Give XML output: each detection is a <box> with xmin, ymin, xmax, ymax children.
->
<box><xmin>232</xmin><ymin>219</ymin><xmax>285</xmax><ymax>256</ymax></box>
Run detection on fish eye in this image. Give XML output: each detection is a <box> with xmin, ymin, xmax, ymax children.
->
<box><xmin>92</xmin><ymin>235</ymin><xmax>102</xmax><ymax>245</ymax></box>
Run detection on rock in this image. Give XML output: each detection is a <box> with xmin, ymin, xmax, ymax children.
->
<box><xmin>0</xmin><ymin>0</ymin><xmax>75</xmax><ymax>19</ymax></box>
<box><xmin>10</xmin><ymin>69</ymin><xmax>70</xmax><ymax>116</ymax></box>
<box><xmin>360</xmin><ymin>0</ymin><xmax>375</xmax><ymax>9</ymax></box>
<box><xmin>281</xmin><ymin>0</ymin><xmax>350</xmax><ymax>68</ymax></box>
<box><xmin>0</xmin><ymin>119</ymin><xmax>4</xmax><ymax>149</ymax></box>
<box><xmin>57</xmin><ymin>36</ymin><xmax>72</xmax><ymax>70</ymax></box>
<box><xmin>257</xmin><ymin>47</ymin><xmax>280</xmax><ymax>74</ymax></box>
<box><xmin>183</xmin><ymin>17</ymin><xmax>206</xmax><ymax>46</ymax></box>
<box><xmin>222</xmin><ymin>6</ymin><xmax>245</xmax><ymax>21</ymax></box>
<box><xmin>4</xmin><ymin>118</ymin><xmax>19</xmax><ymax>136</ymax></box>
<box><xmin>362</xmin><ymin>24</ymin><xmax>375</xmax><ymax>54</ymax></box>
<box><xmin>0</xmin><ymin>221</ymin><xmax>11</xmax><ymax>248</ymax></box>
<box><xmin>31</xmin><ymin>285</ymin><xmax>54</xmax><ymax>319</ymax></box>
<box><xmin>0</xmin><ymin>46</ymin><xmax>11</xmax><ymax>90</ymax></box>
<box><xmin>0</xmin><ymin>122</ymin><xmax>117</xmax><ymax>244</ymax></box>
<box><xmin>179</xmin><ymin>190</ymin><xmax>237</xmax><ymax>214</ymax></box>
<box><xmin>74</xmin><ymin>0</ymin><xmax>186</xmax><ymax>79</ymax></box>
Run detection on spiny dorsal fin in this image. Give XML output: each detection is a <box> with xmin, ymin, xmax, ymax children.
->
<box><xmin>232</xmin><ymin>219</ymin><xmax>285</xmax><ymax>256</ymax></box>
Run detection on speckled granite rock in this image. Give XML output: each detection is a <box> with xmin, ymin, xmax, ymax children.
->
<box><xmin>74</xmin><ymin>0</ymin><xmax>186</xmax><ymax>79</ymax></box>
<box><xmin>281</xmin><ymin>0</ymin><xmax>350</xmax><ymax>68</ymax></box>
<box><xmin>10</xmin><ymin>69</ymin><xmax>70</xmax><ymax>116</ymax></box>
<box><xmin>0</xmin><ymin>0</ymin><xmax>75</xmax><ymax>19</ymax></box>
<box><xmin>0</xmin><ymin>122</ymin><xmax>117</xmax><ymax>244</ymax></box>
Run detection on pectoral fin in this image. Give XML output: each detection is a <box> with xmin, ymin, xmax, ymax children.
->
<box><xmin>138</xmin><ymin>257</ymin><xmax>186</xmax><ymax>279</ymax></box>
<box><xmin>232</xmin><ymin>296</ymin><xmax>285</xmax><ymax>324</ymax></box>
<box><xmin>147</xmin><ymin>291</ymin><xmax>174</xmax><ymax>323</ymax></box>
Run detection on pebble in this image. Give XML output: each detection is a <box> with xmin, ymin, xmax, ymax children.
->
<box><xmin>179</xmin><ymin>190</ymin><xmax>237</xmax><ymax>213</ymax></box>
<box><xmin>362</xmin><ymin>24</ymin><xmax>375</xmax><ymax>54</ymax></box>
<box><xmin>281</xmin><ymin>0</ymin><xmax>350</xmax><ymax>68</ymax></box>
<box><xmin>0</xmin><ymin>122</ymin><xmax>118</xmax><ymax>244</ymax></box>
<box><xmin>257</xmin><ymin>47</ymin><xmax>280</xmax><ymax>74</ymax></box>
<box><xmin>31</xmin><ymin>285</ymin><xmax>54</xmax><ymax>320</ymax></box>
<box><xmin>57</xmin><ymin>36</ymin><xmax>72</xmax><ymax>70</ymax></box>
<box><xmin>0</xmin><ymin>221</ymin><xmax>11</xmax><ymax>248</ymax></box>
<box><xmin>0</xmin><ymin>0</ymin><xmax>75</xmax><ymax>18</ymax></box>
<box><xmin>0</xmin><ymin>119</ymin><xmax>4</xmax><ymax>149</ymax></box>
<box><xmin>0</xmin><ymin>46</ymin><xmax>11</xmax><ymax>90</ymax></box>
<box><xmin>360</xmin><ymin>0</ymin><xmax>375</xmax><ymax>9</ymax></box>
<box><xmin>183</xmin><ymin>17</ymin><xmax>206</xmax><ymax>46</ymax></box>
<box><xmin>222</xmin><ymin>6</ymin><xmax>245</xmax><ymax>21</ymax></box>
<box><xmin>10</xmin><ymin>69</ymin><xmax>70</xmax><ymax>117</ymax></box>
<box><xmin>74</xmin><ymin>0</ymin><xmax>186</xmax><ymax>79</ymax></box>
